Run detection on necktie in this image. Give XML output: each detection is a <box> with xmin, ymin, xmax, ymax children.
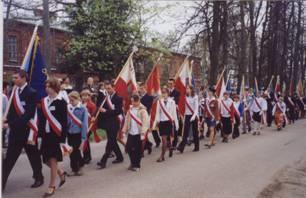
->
<box><xmin>164</xmin><ymin>100</ymin><xmax>167</xmax><ymax>106</ymax></box>
<box><xmin>18</xmin><ymin>88</ymin><xmax>22</xmax><ymax>95</ymax></box>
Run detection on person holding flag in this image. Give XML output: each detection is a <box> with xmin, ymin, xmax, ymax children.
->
<box><xmin>177</xmin><ymin>85</ymin><xmax>200</xmax><ymax>153</ymax></box>
<box><xmin>154</xmin><ymin>87</ymin><xmax>179</xmax><ymax>162</ymax></box>
<box><xmin>272</xmin><ymin>95</ymin><xmax>287</xmax><ymax>131</ymax></box>
<box><xmin>220</xmin><ymin>90</ymin><xmax>235</xmax><ymax>143</ymax></box>
<box><xmin>67</xmin><ymin>91</ymin><xmax>88</xmax><ymax>176</ymax></box>
<box><xmin>39</xmin><ymin>78</ymin><xmax>69</xmax><ymax>197</ymax></box>
<box><xmin>2</xmin><ymin>70</ymin><xmax>44</xmax><ymax>190</ymax></box>
<box><xmin>249</xmin><ymin>88</ymin><xmax>266</xmax><ymax>136</ymax></box>
<box><xmin>97</xmin><ymin>81</ymin><xmax>124</xmax><ymax>169</ymax></box>
<box><xmin>122</xmin><ymin>94</ymin><xmax>149</xmax><ymax>171</ymax></box>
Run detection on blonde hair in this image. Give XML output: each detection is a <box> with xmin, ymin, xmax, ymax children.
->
<box><xmin>68</xmin><ymin>91</ymin><xmax>80</xmax><ymax>101</ymax></box>
<box><xmin>80</xmin><ymin>89</ymin><xmax>91</xmax><ymax>97</ymax></box>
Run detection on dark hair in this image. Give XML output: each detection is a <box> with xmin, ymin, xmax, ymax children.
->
<box><xmin>187</xmin><ymin>85</ymin><xmax>195</xmax><ymax>97</ymax></box>
<box><xmin>168</xmin><ymin>78</ymin><xmax>175</xmax><ymax>82</ymax></box>
<box><xmin>139</xmin><ymin>82</ymin><xmax>145</xmax><ymax>87</ymax></box>
<box><xmin>104</xmin><ymin>80</ymin><xmax>114</xmax><ymax>87</ymax></box>
<box><xmin>46</xmin><ymin>78</ymin><xmax>61</xmax><ymax>93</ymax></box>
<box><xmin>161</xmin><ymin>87</ymin><xmax>170</xmax><ymax>95</ymax></box>
<box><xmin>14</xmin><ymin>70</ymin><xmax>28</xmax><ymax>80</ymax></box>
<box><xmin>131</xmin><ymin>94</ymin><xmax>140</xmax><ymax>102</ymax></box>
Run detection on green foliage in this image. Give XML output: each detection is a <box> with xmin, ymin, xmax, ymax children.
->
<box><xmin>62</xmin><ymin>0</ymin><xmax>142</xmax><ymax>78</ymax></box>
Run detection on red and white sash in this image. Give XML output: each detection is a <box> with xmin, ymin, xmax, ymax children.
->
<box><xmin>221</xmin><ymin>100</ymin><xmax>232</xmax><ymax>115</ymax></box>
<box><xmin>276</xmin><ymin>102</ymin><xmax>288</xmax><ymax>123</ymax></box>
<box><xmin>159</xmin><ymin>99</ymin><xmax>173</xmax><ymax>122</ymax></box>
<box><xmin>129</xmin><ymin>109</ymin><xmax>142</xmax><ymax>127</ymax></box>
<box><xmin>12</xmin><ymin>88</ymin><xmax>38</xmax><ymax>144</ymax></box>
<box><xmin>41</xmin><ymin>97</ymin><xmax>62</xmax><ymax>137</ymax></box>
<box><xmin>233</xmin><ymin>103</ymin><xmax>241</xmax><ymax>117</ymax></box>
<box><xmin>185</xmin><ymin>97</ymin><xmax>194</xmax><ymax>115</ymax></box>
<box><xmin>67</xmin><ymin>104</ymin><xmax>82</xmax><ymax>128</ymax></box>
<box><xmin>288</xmin><ymin>97</ymin><xmax>295</xmax><ymax>107</ymax></box>
<box><xmin>205</xmin><ymin>99</ymin><xmax>215</xmax><ymax>119</ymax></box>
<box><xmin>254</xmin><ymin>97</ymin><xmax>262</xmax><ymax>111</ymax></box>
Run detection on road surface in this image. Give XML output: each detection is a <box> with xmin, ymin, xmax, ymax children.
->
<box><xmin>3</xmin><ymin>120</ymin><xmax>306</xmax><ymax>198</ymax></box>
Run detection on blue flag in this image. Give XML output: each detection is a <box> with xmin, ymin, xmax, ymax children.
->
<box><xmin>22</xmin><ymin>35</ymin><xmax>47</xmax><ymax>102</ymax></box>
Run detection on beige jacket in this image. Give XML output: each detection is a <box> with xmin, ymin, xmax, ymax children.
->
<box><xmin>122</xmin><ymin>104</ymin><xmax>149</xmax><ymax>135</ymax></box>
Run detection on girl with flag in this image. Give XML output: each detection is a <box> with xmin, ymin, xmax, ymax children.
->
<box><xmin>232</xmin><ymin>94</ymin><xmax>243</xmax><ymax>139</ymax></box>
<box><xmin>154</xmin><ymin>87</ymin><xmax>179</xmax><ymax>162</ymax></box>
<box><xmin>220</xmin><ymin>91</ymin><xmax>235</xmax><ymax>143</ymax></box>
<box><xmin>67</xmin><ymin>91</ymin><xmax>88</xmax><ymax>176</ymax></box>
<box><xmin>272</xmin><ymin>95</ymin><xmax>287</xmax><ymax>131</ymax></box>
<box><xmin>122</xmin><ymin>94</ymin><xmax>149</xmax><ymax>171</ymax></box>
<box><xmin>177</xmin><ymin>85</ymin><xmax>200</xmax><ymax>153</ymax></box>
<box><xmin>39</xmin><ymin>78</ymin><xmax>68</xmax><ymax>197</ymax></box>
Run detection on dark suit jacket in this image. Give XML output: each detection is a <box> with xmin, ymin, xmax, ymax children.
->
<box><xmin>97</xmin><ymin>93</ymin><xmax>123</xmax><ymax>129</ymax></box>
<box><xmin>141</xmin><ymin>94</ymin><xmax>154</xmax><ymax>114</ymax></box>
<box><xmin>38</xmin><ymin>97</ymin><xmax>68</xmax><ymax>143</ymax></box>
<box><xmin>7</xmin><ymin>85</ymin><xmax>36</xmax><ymax>142</ymax></box>
<box><xmin>170</xmin><ymin>88</ymin><xmax>180</xmax><ymax>105</ymax></box>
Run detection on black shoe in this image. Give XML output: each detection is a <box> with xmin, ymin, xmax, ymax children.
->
<box><xmin>177</xmin><ymin>147</ymin><xmax>184</xmax><ymax>154</ymax></box>
<box><xmin>31</xmin><ymin>179</ymin><xmax>44</xmax><ymax>188</ymax></box>
<box><xmin>155</xmin><ymin>143</ymin><xmax>160</xmax><ymax>148</ymax></box>
<box><xmin>192</xmin><ymin>148</ymin><xmax>199</xmax><ymax>152</ymax></box>
<box><xmin>242</xmin><ymin>132</ymin><xmax>246</xmax><ymax>134</ymax></box>
<box><xmin>156</xmin><ymin>157</ymin><xmax>165</xmax><ymax>163</ymax></box>
<box><xmin>58</xmin><ymin>172</ymin><xmax>67</xmax><ymax>188</ymax></box>
<box><xmin>169</xmin><ymin>149</ymin><xmax>173</xmax><ymax>158</ymax></box>
<box><xmin>205</xmin><ymin>144</ymin><xmax>211</xmax><ymax>149</ymax></box>
<box><xmin>199</xmin><ymin>135</ymin><xmax>204</xmax><ymax>140</ymax></box>
<box><xmin>147</xmin><ymin>146</ymin><xmax>152</xmax><ymax>155</ymax></box>
<box><xmin>42</xmin><ymin>186</ymin><xmax>55</xmax><ymax>198</ymax></box>
<box><xmin>108</xmin><ymin>153</ymin><xmax>115</xmax><ymax>158</ymax></box>
<box><xmin>83</xmin><ymin>159</ymin><xmax>91</xmax><ymax>164</ymax></box>
<box><xmin>112</xmin><ymin>159</ymin><xmax>124</xmax><ymax>164</ymax></box>
<box><xmin>97</xmin><ymin>161</ymin><xmax>106</xmax><ymax>169</ymax></box>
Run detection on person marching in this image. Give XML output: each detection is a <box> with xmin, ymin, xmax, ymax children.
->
<box><xmin>284</xmin><ymin>94</ymin><xmax>296</xmax><ymax>124</ymax></box>
<box><xmin>272</xmin><ymin>95</ymin><xmax>287</xmax><ymax>131</ymax></box>
<box><xmin>220</xmin><ymin>91</ymin><xmax>235</xmax><ymax>143</ymax></box>
<box><xmin>232</xmin><ymin>94</ymin><xmax>243</xmax><ymax>139</ymax></box>
<box><xmin>242</xmin><ymin>86</ymin><xmax>252</xmax><ymax>133</ymax></box>
<box><xmin>155</xmin><ymin>87</ymin><xmax>179</xmax><ymax>162</ymax></box>
<box><xmin>2</xmin><ymin>70</ymin><xmax>44</xmax><ymax>190</ymax></box>
<box><xmin>80</xmin><ymin>89</ymin><xmax>97</xmax><ymax>164</ymax></box>
<box><xmin>204</xmin><ymin>86</ymin><xmax>220</xmax><ymax>149</ymax></box>
<box><xmin>199</xmin><ymin>89</ymin><xmax>207</xmax><ymax>140</ymax></box>
<box><xmin>249</xmin><ymin>91</ymin><xmax>266</xmax><ymax>135</ymax></box>
<box><xmin>39</xmin><ymin>78</ymin><xmax>68</xmax><ymax>197</ymax></box>
<box><xmin>67</xmin><ymin>91</ymin><xmax>88</xmax><ymax>176</ymax></box>
<box><xmin>122</xmin><ymin>94</ymin><xmax>149</xmax><ymax>171</ymax></box>
<box><xmin>177</xmin><ymin>85</ymin><xmax>200</xmax><ymax>153</ymax></box>
<box><xmin>97</xmin><ymin>81</ymin><xmax>124</xmax><ymax>169</ymax></box>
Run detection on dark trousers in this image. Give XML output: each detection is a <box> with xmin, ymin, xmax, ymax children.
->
<box><xmin>267</xmin><ymin>110</ymin><xmax>273</xmax><ymax>126</ymax></box>
<box><xmin>126</xmin><ymin>134</ymin><xmax>142</xmax><ymax>168</ymax></box>
<box><xmin>152</xmin><ymin>130</ymin><xmax>161</xmax><ymax>145</ymax></box>
<box><xmin>2</xmin><ymin>136</ymin><xmax>43</xmax><ymax>189</ymax></box>
<box><xmin>83</xmin><ymin>141</ymin><xmax>92</xmax><ymax>163</ymax></box>
<box><xmin>100</xmin><ymin>125</ymin><xmax>123</xmax><ymax>164</ymax></box>
<box><xmin>68</xmin><ymin>133</ymin><xmax>83</xmax><ymax>172</ymax></box>
<box><xmin>178</xmin><ymin>115</ymin><xmax>199</xmax><ymax>151</ymax></box>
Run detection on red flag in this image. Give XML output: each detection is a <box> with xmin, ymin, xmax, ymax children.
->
<box><xmin>174</xmin><ymin>57</ymin><xmax>192</xmax><ymax>116</ymax></box>
<box><xmin>114</xmin><ymin>52</ymin><xmax>138</xmax><ymax>111</ymax></box>
<box><xmin>215</xmin><ymin>68</ymin><xmax>226</xmax><ymax>98</ymax></box>
<box><xmin>275</xmin><ymin>75</ymin><xmax>281</xmax><ymax>93</ymax></box>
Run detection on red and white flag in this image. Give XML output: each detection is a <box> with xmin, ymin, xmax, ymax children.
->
<box><xmin>174</xmin><ymin>56</ymin><xmax>192</xmax><ymax>116</ymax></box>
<box><xmin>114</xmin><ymin>48</ymin><xmax>138</xmax><ymax>111</ymax></box>
<box><xmin>274</xmin><ymin>75</ymin><xmax>281</xmax><ymax>101</ymax></box>
<box><xmin>215</xmin><ymin>68</ymin><xmax>226</xmax><ymax>98</ymax></box>
<box><xmin>296</xmin><ymin>78</ymin><xmax>304</xmax><ymax>98</ymax></box>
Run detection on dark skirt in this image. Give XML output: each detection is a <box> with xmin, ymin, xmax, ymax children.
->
<box><xmin>221</xmin><ymin>117</ymin><xmax>232</xmax><ymax>135</ymax></box>
<box><xmin>159</xmin><ymin>121</ymin><xmax>173</xmax><ymax>136</ymax></box>
<box><xmin>41</xmin><ymin>132</ymin><xmax>63</xmax><ymax>163</ymax></box>
<box><xmin>252</xmin><ymin>112</ymin><xmax>261</xmax><ymax>122</ymax></box>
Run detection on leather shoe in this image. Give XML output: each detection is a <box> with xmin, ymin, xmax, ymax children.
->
<box><xmin>112</xmin><ymin>159</ymin><xmax>124</xmax><ymax>164</ymax></box>
<box><xmin>31</xmin><ymin>179</ymin><xmax>44</xmax><ymax>188</ymax></box>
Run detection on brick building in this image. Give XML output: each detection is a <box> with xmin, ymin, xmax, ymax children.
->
<box><xmin>3</xmin><ymin>19</ymin><xmax>203</xmax><ymax>88</ymax></box>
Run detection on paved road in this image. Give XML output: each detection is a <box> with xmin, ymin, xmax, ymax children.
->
<box><xmin>3</xmin><ymin>120</ymin><xmax>306</xmax><ymax>198</ymax></box>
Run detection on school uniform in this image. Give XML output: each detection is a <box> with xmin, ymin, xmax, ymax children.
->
<box><xmin>97</xmin><ymin>92</ymin><xmax>124</xmax><ymax>167</ymax></box>
<box><xmin>284</xmin><ymin>96</ymin><xmax>296</xmax><ymax>124</ymax></box>
<box><xmin>249</xmin><ymin>96</ymin><xmax>266</xmax><ymax>133</ymax></box>
<box><xmin>272</xmin><ymin>101</ymin><xmax>287</xmax><ymax>130</ymax></box>
<box><xmin>122</xmin><ymin>105</ymin><xmax>149</xmax><ymax>168</ymax></box>
<box><xmin>232</xmin><ymin>101</ymin><xmax>243</xmax><ymax>139</ymax></box>
<box><xmin>220</xmin><ymin>97</ymin><xmax>234</xmax><ymax>139</ymax></box>
<box><xmin>203</xmin><ymin>96</ymin><xmax>220</xmax><ymax>146</ymax></box>
<box><xmin>178</xmin><ymin>95</ymin><xmax>200</xmax><ymax>152</ymax></box>
<box><xmin>266</xmin><ymin>94</ymin><xmax>274</xmax><ymax>126</ymax></box>
<box><xmin>39</xmin><ymin>95</ymin><xmax>68</xmax><ymax>164</ymax></box>
<box><xmin>169</xmin><ymin>88</ymin><xmax>182</xmax><ymax>143</ymax></box>
<box><xmin>67</xmin><ymin>102</ymin><xmax>88</xmax><ymax>173</ymax></box>
<box><xmin>3</xmin><ymin>84</ymin><xmax>44</xmax><ymax>189</ymax></box>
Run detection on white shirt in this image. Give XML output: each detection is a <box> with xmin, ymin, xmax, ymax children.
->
<box><xmin>250</xmin><ymin>97</ymin><xmax>265</xmax><ymax>113</ymax></box>
<box><xmin>59</xmin><ymin>90</ymin><xmax>69</xmax><ymax>103</ymax></box>
<box><xmin>45</xmin><ymin>94</ymin><xmax>62</xmax><ymax>133</ymax></box>
<box><xmin>128</xmin><ymin>107</ymin><xmax>140</xmax><ymax>135</ymax></box>
<box><xmin>272</xmin><ymin>101</ymin><xmax>286</xmax><ymax>115</ymax></box>
<box><xmin>220</xmin><ymin>98</ymin><xmax>233</xmax><ymax>118</ymax></box>
<box><xmin>185</xmin><ymin>95</ymin><xmax>199</xmax><ymax>116</ymax></box>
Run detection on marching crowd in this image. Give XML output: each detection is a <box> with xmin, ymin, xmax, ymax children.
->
<box><xmin>2</xmin><ymin>70</ymin><xmax>306</xmax><ymax>197</ymax></box>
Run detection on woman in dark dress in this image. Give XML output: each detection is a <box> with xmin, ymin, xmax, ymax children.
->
<box><xmin>39</xmin><ymin>78</ymin><xmax>68</xmax><ymax>197</ymax></box>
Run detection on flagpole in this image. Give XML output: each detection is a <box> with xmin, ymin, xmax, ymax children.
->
<box><xmin>0</xmin><ymin>0</ymin><xmax>4</xmax><ymax>155</ymax></box>
<box><xmin>21</xmin><ymin>23</ymin><xmax>39</xmax><ymax>69</ymax></box>
<box><xmin>265</xmin><ymin>75</ymin><xmax>274</xmax><ymax>92</ymax></box>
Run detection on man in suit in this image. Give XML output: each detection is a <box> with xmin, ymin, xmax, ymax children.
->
<box><xmin>2</xmin><ymin>70</ymin><xmax>44</xmax><ymax>190</ymax></box>
<box><xmin>97</xmin><ymin>81</ymin><xmax>124</xmax><ymax>169</ymax></box>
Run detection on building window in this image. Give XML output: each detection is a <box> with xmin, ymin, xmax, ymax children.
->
<box><xmin>8</xmin><ymin>36</ymin><xmax>18</xmax><ymax>62</ymax></box>
<box><xmin>55</xmin><ymin>47</ymin><xmax>62</xmax><ymax>64</ymax></box>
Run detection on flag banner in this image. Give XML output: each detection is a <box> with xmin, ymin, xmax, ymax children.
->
<box><xmin>174</xmin><ymin>56</ymin><xmax>192</xmax><ymax>116</ymax></box>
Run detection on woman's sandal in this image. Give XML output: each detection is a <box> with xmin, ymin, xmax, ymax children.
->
<box><xmin>58</xmin><ymin>172</ymin><xmax>67</xmax><ymax>188</ymax></box>
<box><xmin>42</xmin><ymin>186</ymin><xmax>55</xmax><ymax>198</ymax></box>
